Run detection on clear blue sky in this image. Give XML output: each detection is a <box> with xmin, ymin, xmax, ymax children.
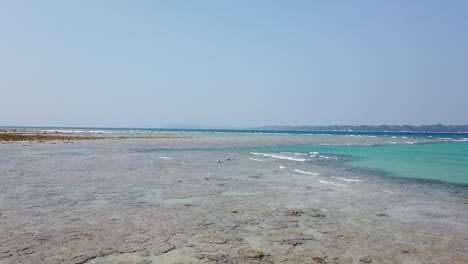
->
<box><xmin>1</xmin><ymin>0</ymin><xmax>467</xmax><ymax>128</ymax></box>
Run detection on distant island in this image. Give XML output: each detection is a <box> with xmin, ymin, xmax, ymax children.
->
<box><xmin>255</xmin><ymin>124</ymin><xmax>468</xmax><ymax>133</ymax></box>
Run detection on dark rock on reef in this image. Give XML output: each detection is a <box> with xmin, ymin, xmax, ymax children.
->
<box><xmin>0</xmin><ymin>251</ymin><xmax>13</xmax><ymax>259</ymax></box>
<box><xmin>375</xmin><ymin>212</ymin><xmax>389</xmax><ymax>217</ymax></box>
<box><xmin>359</xmin><ymin>256</ymin><xmax>372</xmax><ymax>263</ymax></box>
<box><xmin>288</xmin><ymin>210</ymin><xmax>302</xmax><ymax>216</ymax></box>
<box><xmin>240</xmin><ymin>249</ymin><xmax>264</xmax><ymax>258</ymax></box>
<box><xmin>312</xmin><ymin>256</ymin><xmax>326</xmax><ymax>263</ymax></box>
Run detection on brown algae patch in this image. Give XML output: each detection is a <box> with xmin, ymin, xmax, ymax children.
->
<box><xmin>0</xmin><ymin>133</ymin><xmax>191</xmax><ymax>142</ymax></box>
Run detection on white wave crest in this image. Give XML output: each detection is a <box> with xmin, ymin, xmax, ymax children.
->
<box><xmin>294</xmin><ymin>169</ymin><xmax>319</xmax><ymax>176</ymax></box>
<box><xmin>250</xmin><ymin>152</ymin><xmax>310</xmax><ymax>162</ymax></box>
<box><xmin>331</xmin><ymin>176</ymin><xmax>364</xmax><ymax>182</ymax></box>
<box><xmin>158</xmin><ymin>156</ymin><xmax>172</xmax><ymax>160</ymax></box>
<box><xmin>319</xmin><ymin>155</ymin><xmax>338</xmax><ymax>160</ymax></box>
<box><xmin>318</xmin><ymin>180</ymin><xmax>348</xmax><ymax>187</ymax></box>
<box><xmin>249</xmin><ymin>158</ymin><xmax>266</xmax><ymax>162</ymax></box>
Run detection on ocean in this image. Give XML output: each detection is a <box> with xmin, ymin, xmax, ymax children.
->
<box><xmin>247</xmin><ymin>142</ymin><xmax>468</xmax><ymax>185</ymax></box>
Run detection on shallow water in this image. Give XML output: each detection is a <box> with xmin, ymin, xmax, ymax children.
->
<box><xmin>246</xmin><ymin>142</ymin><xmax>468</xmax><ymax>185</ymax></box>
<box><xmin>0</xmin><ymin>133</ymin><xmax>467</xmax><ymax>263</ymax></box>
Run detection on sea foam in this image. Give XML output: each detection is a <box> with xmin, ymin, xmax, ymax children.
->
<box><xmin>251</xmin><ymin>152</ymin><xmax>310</xmax><ymax>162</ymax></box>
<box><xmin>318</xmin><ymin>180</ymin><xmax>348</xmax><ymax>187</ymax></box>
<box><xmin>331</xmin><ymin>176</ymin><xmax>364</xmax><ymax>183</ymax></box>
<box><xmin>294</xmin><ymin>169</ymin><xmax>319</xmax><ymax>176</ymax></box>
<box><xmin>249</xmin><ymin>158</ymin><xmax>266</xmax><ymax>162</ymax></box>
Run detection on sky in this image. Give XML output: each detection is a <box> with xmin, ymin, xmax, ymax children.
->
<box><xmin>1</xmin><ymin>0</ymin><xmax>467</xmax><ymax>128</ymax></box>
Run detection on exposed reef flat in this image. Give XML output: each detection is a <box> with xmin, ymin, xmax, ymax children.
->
<box><xmin>0</xmin><ymin>129</ymin><xmax>191</xmax><ymax>142</ymax></box>
<box><xmin>0</xmin><ymin>129</ymin><xmax>466</xmax><ymax>264</ymax></box>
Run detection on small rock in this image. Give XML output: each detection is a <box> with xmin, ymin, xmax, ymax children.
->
<box><xmin>359</xmin><ymin>256</ymin><xmax>372</xmax><ymax>263</ymax></box>
<box><xmin>240</xmin><ymin>249</ymin><xmax>264</xmax><ymax>258</ymax></box>
<box><xmin>309</xmin><ymin>212</ymin><xmax>326</xmax><ymax>218</ymax></box>
<box><xmin>375</xmin><ymin>213</ymin><xmax>389</xmax><ymax>217</ymax></box>
<box><xmin>231</xmin><ymin>210</ymin><xmax>239</xmax><ymax>213</ymax></box>
<box><xmin>0</xmin><ymin>252</ymin><xmax>13</xmax><ymax>259</ymax></box>
<box><xmin>207</xmin><ymin>254</ymin><xmax>225</xmax><ymax>261</ymax></box>
<box><xmin>198</xmin><ymin>236</ymin><xmax>228</xmax><ymax>244</ymax></box>
<box><xmin>216</xmin><ymin>160</ymin><xmax>222</xmax><ymax>163</ymax></box>
<box><xmin>312</xmin><ymin>256</ymin><xmax>326</xmax><ymax>264</ymax></box>
<box><xmin>289</xmin><ymin>210</ymin><xmax>302</xmax><ymax>216</ymax></box>
<box><xmin>36</xmin><ymin>234</ymin><xmax>50</xmax><ymax>241</ymax></box>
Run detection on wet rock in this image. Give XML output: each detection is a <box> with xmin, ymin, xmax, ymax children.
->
<box><xmin>231</xmin><ymin>210</ymin><xmax>239</xmax><ymax>213</ymax></box>
<box><xmin>207</xmin><ymin>254</ymin><xmax>226</xmax><ymax>261</ymax></box>
<box><xmin>312</xmin><ymin>256</ymin><xmax>326</xmax><ymax>263</ymax></box>
<box><xmin>288</xmin><ymin>210</ymin><xmax>302</xmax><ymax>216</ymax></box>
<box><xmin>320</xmin><ymin>240</ymin><xmax>346</xmax><ymax>254</ymax></box>
<box><xmin>240</xmin><ymin>249</ymin><xmax>264</xmax><ymax>258</ymax></box>
<box><xmin>375</xmin><ymin>213</ymin><xmax>389</xmax><ymax>217</ymax></box>
<box><xmin>0</xmin><ymin>252</ymin><xmax>13</xmax><ymax>259</ymax></box>
<box><xmin>359</xmin><ymin>256</ymin><xmax>372</xmax><ymax>263</ymax></box>
<box><xmin>270</xmin><ymin>232</ymin><xmax>314</xmax><ymax>246</ymax></box>
<box><xmin>198</xmin><ymin>235</ymin><xmax>228</xmax><ymax>244</ymax></box>
<box><xmin>401</xmin><ymin>248</ymin><xmax>415</xmax><ymax>254</ymax></box>
<box><xmin>150</xmin><ymin>243</ymin><xmax>175</xmax><ymax>256</ymax></box>
<box><xmin>309</xmin><ymin>211</ymin><xmax>326</xmax><ymax>218</ymax></box>
<box><xmin>36</xmin><ymin>234</ymin><xmax>50</xmax><ymax>241</ymax></box>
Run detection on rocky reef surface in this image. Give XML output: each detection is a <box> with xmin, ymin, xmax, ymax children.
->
<box><xmin>0</xmin><ymin>131</ymin><xmax>466</xmax><ymax>264</ymax></box>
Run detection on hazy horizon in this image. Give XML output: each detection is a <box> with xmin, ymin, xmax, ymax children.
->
<box><xmin>1</xmin><ymin>1</ymin><xmax>467</xmax><ymax>127</ymax></box>
<box><xmin>2</xmin><ymin>123</ymin><xmax>468</xmax><ymax>131</ymax></box>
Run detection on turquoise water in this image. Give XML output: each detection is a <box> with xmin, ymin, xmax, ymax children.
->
<box><xmin>253</xmin><ymin>142</ymin><xmax>468</xmax><ymax>185</ymax></box>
